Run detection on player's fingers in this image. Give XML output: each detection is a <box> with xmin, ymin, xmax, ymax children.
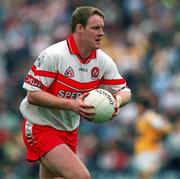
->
<box><xmin>112</xmin><ymin>107</ymin><xmax>120</xmax><ymax>116</ymax></box>
<box><xmin>81</xmin><ymin>103</ymin><xmax>94</xmax><ymax>108</ymax></box>
<box><xmin>80</xmin><ymin>111</ymin><xmax>94</xmax><ymax>119</ymax></box>
<box><xmin>79</xmin><ymin>92</ymin><xmax>89</xmax><ymax>100</ymax></box>
<box><xmin>79</xmin><ymin>108</ymin><xmax>95</xmax><ymax>120</ymax></box>
<box><xmin>113</xmin><ymin>94</ymin><xmax>120</xmax><ymax>108</ymax></box>
<box><xmin>80</xmin><ymin>107</ymin><xmax>95</xmax><ymax>115</ymax></box>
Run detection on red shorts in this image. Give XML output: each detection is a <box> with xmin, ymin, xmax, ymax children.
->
<box><xmin>22</xmin><ymin>119</ymin><xmax>78</xmax><ymax>162</ymax></box>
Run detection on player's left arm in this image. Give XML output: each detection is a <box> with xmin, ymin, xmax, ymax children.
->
<box><xmin>113</xmin><ymin>87</ymin><xmax>131</xmax><ymax>116</ymax></box>
<box><xmin>114</xmin><ymin>87</ymin><xmax>131</xmax><ymax>107</ymax></box>
<box><xmin>99</xmin><ymin>50</ymin><xmax>131</xmax><ymax>114</ymax></box>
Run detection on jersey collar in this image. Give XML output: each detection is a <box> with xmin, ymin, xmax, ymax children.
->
<box><xmin>66</xmin><ymin>33</ymin><xmax>96</xmax><ymax>64</ymax></box>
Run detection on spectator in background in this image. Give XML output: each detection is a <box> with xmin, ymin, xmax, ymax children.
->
<box><xmin>133</xmin><ymin>96</ymin><xmax>172</xmax><ymax>179</ymax></box>
<box><xmin>165</xmin><ymin>115</ymin><xmax>180</xmax><ymax>171</ymax></box>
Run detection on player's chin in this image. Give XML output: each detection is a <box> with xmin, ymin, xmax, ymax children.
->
<box><xmin>94</xmin><ymin>42</ymin><xmax>101</xmax><ymax>49</ymax></box>
<box><xmin>94</xmin><ymin>44</ymin><xmax>100</xmax><ymax>49</ymax></box>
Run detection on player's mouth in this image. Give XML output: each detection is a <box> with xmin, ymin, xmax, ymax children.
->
<box><xmin>95</xmin><ymin>39</ymin><xmax>101</xmax><ymax>44</ymax></box>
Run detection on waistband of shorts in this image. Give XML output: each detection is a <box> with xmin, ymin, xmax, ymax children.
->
<box><xmin>23</xmin><ymin>118</ymin><xmax>78</xmax><ymax>133</ymax></box>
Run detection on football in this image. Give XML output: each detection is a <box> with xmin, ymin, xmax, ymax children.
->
<box><xmin>83</xmin><ymin>89</ymin><xmax>115</xmax><ymax>123</ymax></box>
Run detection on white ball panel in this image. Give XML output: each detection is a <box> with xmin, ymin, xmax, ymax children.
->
<box><xmin>83</xmin><ymin>89</ymin><xmax>115</xmax><ymax>123</ymax></box>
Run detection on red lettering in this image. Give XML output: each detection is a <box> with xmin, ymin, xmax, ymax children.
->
<box><xmin>24</xmin><ymin>75</ymin><xmax>48</xmax><ymax>91</ymax></box>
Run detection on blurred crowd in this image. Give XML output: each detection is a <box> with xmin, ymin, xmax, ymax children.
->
<box><xmin>0</xmin><ymin>0</ymin><xmax>179</xmax><ymax>178</ymax></box>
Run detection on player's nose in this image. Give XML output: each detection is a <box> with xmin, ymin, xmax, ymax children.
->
<box><xmin>98</xmin><ymin>27</ymin><xmax>104</xmax><ymax>36</ymax></box>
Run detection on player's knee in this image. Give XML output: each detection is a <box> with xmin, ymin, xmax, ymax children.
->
<box><xmin>82</xmin><ymin>170</ymin><xmax>91</xmax><ymax>179</ymax></box>
<box><xmin>71</xmin><ymin>169</ymin><xmax>90</xmax><ymax>179</ymax></box>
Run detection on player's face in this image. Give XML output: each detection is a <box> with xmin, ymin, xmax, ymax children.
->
<box><xmin>82</xmin><ymin>15</ymin><xmax>104</xmax><ymax>50</ymax></box>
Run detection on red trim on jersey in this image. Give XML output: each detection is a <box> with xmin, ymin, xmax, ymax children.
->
<box><xmin>48</xmin><ymin>80</ymin><xmax>91</xmax><ymax>96</ymax></box>
<box><xmin>66</xmin><ymin>34</ymin><xmax>96</xmax><ymax>64</ymax></box>
<box><xmin>24</xmin><ymin>75</ymin><xmax>48</xmax><ymax>91</ymax></box>
<box><xmin>31</xmin><ymin>65</ymin><xmax>57</xmax><ymax>78</ymax></box>
<box><xmin>29</xmin><ymin>65</ymin><xmax>126</xmax><ymax>93</ymax></box>
<box><xmin>101</xmin><ymin>78</ymin><xmax>126</xmax><ymax>85</ymax></box>
<box><xmin>57</xmin><ymin>73</ymin><xmax>101</xmax><ymax>90</ymax></box>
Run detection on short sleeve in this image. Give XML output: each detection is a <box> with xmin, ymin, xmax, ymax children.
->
<box><xmin>23</xmin><ymin>51</ymin><xmax>58</xmax><ymax>92</ymax></box>
<box><xmin>100</xmin><ymin>53</ymin><xmax>129</xmax><ymax>93</ymax></box>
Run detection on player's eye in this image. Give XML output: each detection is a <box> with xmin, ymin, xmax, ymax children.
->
<box><xmin>92</xmin><ymin>26</ymin><xmax>104</xmax><ymax>32</ymax></box>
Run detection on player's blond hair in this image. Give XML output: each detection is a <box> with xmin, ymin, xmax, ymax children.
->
<box><xmin>71</xmin><ymin>6</ymin><xmax>104</xmax><ymax>32</ymax></box>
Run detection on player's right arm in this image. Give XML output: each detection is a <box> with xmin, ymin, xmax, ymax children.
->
<box><xmin>24</xmin><ymin>50</ymin><xmax>94</xmax><ymax>119</ymax></box>
<box><xmin>27</xmin><ymin>91</ymin><xmax>94</xmax><ymax>119</ymax></box>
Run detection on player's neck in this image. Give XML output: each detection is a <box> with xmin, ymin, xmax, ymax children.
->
<box><xmin>78</xmin><ymin>46</ymin><xmax>91</xmax><ymax>60</ymax></box>
<box><xmin>73</xmin><ymin>34</ymin><xmax>91</xmax><ymax>60</ymax></box>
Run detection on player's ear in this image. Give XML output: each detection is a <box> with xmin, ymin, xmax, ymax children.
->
<box><xmin>76</xmin><ymin>24</ymin><xmax>85</xmax><ymax>32</ymax></box>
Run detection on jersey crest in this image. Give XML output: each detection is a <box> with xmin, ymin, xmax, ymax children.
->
<box><xmin>91</xmin><ymin>67</ymin><xmax>99</xmax><ymax>80</ymax></box>
<box><xmin>64</xmin><ymin>66</ymin><xmax>74</xmax><ymax>78</ymax></box>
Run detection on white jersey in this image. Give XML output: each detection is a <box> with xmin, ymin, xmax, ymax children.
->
<box><xmin>20</xmin><ymin>34</ymin><xmax>129</xmax><ymax>131</ymax></box>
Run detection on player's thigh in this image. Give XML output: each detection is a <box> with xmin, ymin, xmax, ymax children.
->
<box><xmin>40</xmin><ymin>144</ymin><xmax>90</xmax><ymax>179</ymax></box>
<box><xmin>39</xmin><ymin>163</ymin><xmax>64</xmax><ymax>179</ymax></box>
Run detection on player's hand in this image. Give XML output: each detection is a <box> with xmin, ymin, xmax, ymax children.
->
<box><xmin>112</xmin><ymin>94</ymin><xmax>120</xmax><ymax>116</ymax></box>
<box><xmin>71</xmin><ymin>93</ymin><xmax>95</xmax><ymax>119</ymax></box>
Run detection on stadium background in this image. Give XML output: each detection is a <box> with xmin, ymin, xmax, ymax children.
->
<box><xmin>0</xmin><ymin>0</ymin><xmax>179</xmax><ymax>178</ymax></box>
